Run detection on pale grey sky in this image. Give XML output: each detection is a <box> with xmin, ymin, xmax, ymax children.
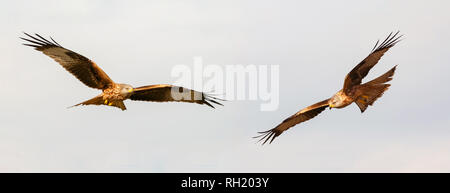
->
<box><xmin>1</xmin><ymin>0</ymin><xmax>450</xmax><ymax>172</ymax></box>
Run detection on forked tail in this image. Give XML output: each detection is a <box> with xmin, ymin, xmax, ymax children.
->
<box><xmin>355</xmin><ymin>65</ymin><xmax>397</xmax><ymax>113</ymax></box>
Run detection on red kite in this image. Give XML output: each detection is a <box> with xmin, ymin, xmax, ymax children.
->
<box><xmin>21</xmin><ymin>33</ymin><xmax>222</xmax><ymax>110</ymax></box>
<box><xmin>256</xmin><ymin>31</ymin><xmax>402</xmax><ymax>144</ymax></box>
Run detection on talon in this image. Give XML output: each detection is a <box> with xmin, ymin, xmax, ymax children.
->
<box><xmin>104</xmin><ymin>100</ymin><xmax>108</xmax><ymax>105</ymax></box>
<box><xmin>108</xmin><ymin>102</ymin><xmax>113</xmax><ymax>106</ymax></box>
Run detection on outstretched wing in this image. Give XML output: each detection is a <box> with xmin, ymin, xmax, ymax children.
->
<box><xmin>255</xmin><ymin>98</ymin><xmax>330</xmax><ymax>145</ymax></box>
<box><xmin>343</xmin><ymin>31</ymin><xmax>402</xmax><ymax>94</ymax></box>
<box><xmin>129</xmin><ymin>84</ymin><xmax>223</xmax><ymax>108</ymax></box>
<box><xmin>21</xmin><ymin>33</ymin><xmax>114</xmax><ymax>90</ymax></box>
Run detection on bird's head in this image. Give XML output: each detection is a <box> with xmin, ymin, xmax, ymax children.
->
<box><xmin>119</xmin><ymin>84</ymin><xmax>134</xmax><ymax>96</ymax></box>
<box><xmin>329</xmin><ymin>95</ymin><xmax>341</xmax><ymax>109</ymax></box>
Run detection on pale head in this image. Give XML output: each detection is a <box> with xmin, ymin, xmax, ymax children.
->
<box><xmin>329</xmin><ymin>90</ymin><xmax>344</xmax><ymax>109</ymax></box>
<box><xmin>118</xmin><ymin>83</ymin><xmax>134</xmax><ymax>97</ymax></box>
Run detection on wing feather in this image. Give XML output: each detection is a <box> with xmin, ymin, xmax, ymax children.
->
<box><xmin>255</xmin><ymin>98</ymin><xmax>330</xmax><ymax>145</ymax></box>
<box><xmin>129</xmin><ymin>84</ymin><xmax>223</xmax><ymax>108</ymax></box>
<box><xmin>343</xmin><ymin>31</ymin><xmax>402</xmax><ymax>93</ymax></box>
<box><xmin>21</xmin><ymin>33</ymin><xmax>114</xmax><ymax>90</ymax></box>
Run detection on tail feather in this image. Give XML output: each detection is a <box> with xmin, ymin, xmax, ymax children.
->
<box><xmin>355</xmin><ymin>84</ymin><xmax>390</xmax><ymax>113</ymax></box>
<box><xmin>356</xmin><ymin>65</ymin><xmax>397</xmax><ymax>113</ymax></box>
<box><xmin>367</xmin><ymin>65</ymin><xmax>397</xmax><ymax>85</ymax></box>
<box><xmin>110</xmin><ymin>100</ymin><xmax>127</xmax><ymax>111</ymax></box>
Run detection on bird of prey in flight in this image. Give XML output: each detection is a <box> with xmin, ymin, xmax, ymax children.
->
<box><xmin>256</xmin><ymin>31</ymin><xmax>402</xmax><ymax>145</ymax></box>
<box><xmin>21</xmin><ymin>33</ymin><xmax>223</xmax><ymax>110</ymax></box>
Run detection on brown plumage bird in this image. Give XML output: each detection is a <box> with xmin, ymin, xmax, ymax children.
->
<box><xmin>256</xmin><ymin>31</ymin><xmax>402</xmax><ymax>145</ymax></box>
<box><xmin>21</xmin><ymin>33</ymin><xmax>223</xmax><ymax>110</ymax></box>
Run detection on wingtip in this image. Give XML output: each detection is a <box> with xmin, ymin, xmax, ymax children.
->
<box><xmin>203</xmin><ymin>94</ymin><xmax>225</xmax><ymax>108</ymax></box>
<box><xmin>22</xmin><ymin>31</ymin><xmax>32</xmax><ymax>37</ymax></box>
<box><xmin>203</xmin><ymin>98</ymin><xmax>219</xmax><ymax>109</ymax></box>
<box><xmin>20</xmin><ymin>32</ymin><xmax>61</xmax><ymax>48</ymax></box>
<box><xmin>67</xmin><ymin>104</ymin><xmax>80</xmax><ymax>109</ymax></box>
<box><xmin>372</xmin><ymin>31</ymin><xmax>404</xmax><ymax>52</ymax></box>
<box><xmin>254</xmin><ymin>129</ymin><xmax>280</xmax><ymax>145</ymax></box>
<box><xmin>204</xmin><ymin>101</ymin><xmax>216</xmax><ymax>109</ymax></box>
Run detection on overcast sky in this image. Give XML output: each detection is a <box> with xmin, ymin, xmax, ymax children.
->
<box><xmin>1</xmin><ymin>0</ymin><xmax>450</xmax><ymax>172</ymax></box>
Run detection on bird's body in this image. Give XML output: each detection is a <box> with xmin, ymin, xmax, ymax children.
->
<box><xmin>256</xmin><ymin>31</ymin><xmax>402</xmax><ymax>144</ymax></box>
<box><xmin>103</xmin><ymin>84</ymin><xmax>127</xmax><ymax>101</ymax></box>
<box><xmin>329</xmin><ymin>89</ymin><xmax>354</xmax><ymax>109</ymax></box>
<box><xmin>21</xmin><ymin>33</ymin><xmax>223</xmax><ymax>110</ymax></box>
<box><xmin>73</xmin><ymin>83</ymin><xmax>133</xmax><ymax>110</ymax></box>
